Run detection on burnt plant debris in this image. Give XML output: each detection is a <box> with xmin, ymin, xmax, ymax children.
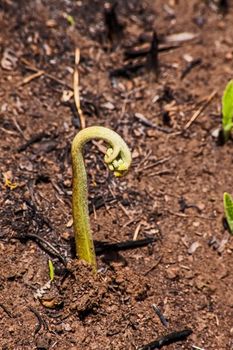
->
<box><xmin>17</xmin><ymin>131</ymin><xmax>51</xmax><ymax>152</ymax></box>
<box><xmin>124</xmin><ymin>44</ymin><xmax>180</xmax><ymax>60</ymax></box>
<box><xmin>137</xmin><ymin>328</ymin><xmax>193</xmax><ymax>350</ymax></box>
<box><xmin>217</xmin><ymin>127</ymin><xmax>226</xmax><ymax>146</ymax></box>
<box><xmin>15</xmin><ymin>231</ymin><xmax>67</xmax><ymax>266</ymax></box>
<box><xmin>110</xmin><ymin>29</ymin><xmax>183</xmax><ymax>79</ymax></box>
<box><xmin>162</xmin><ymin>111</ymin><xmax>171</xmax><ymax>127</ymax></box>
<box><xmin>110</xmin><ymin>62</ymin><xmax>144</xmax><ymax>78</ymax></box>
<box><xmin>178</xmin><ymin>196</ymin><xmax>202</xmax><ymax>214</ymax></box>
<box><xmin>146</xmin><ymin>31</ymin><xmax>159</xmax><ymax>77</ymax></box>
<box><xmin>110</xmin><ymin>30</ymin><xmax>161</xmax><ymax>79</ymax></box>
<box><xmin>152</xmin><ymin>304</ymin><xmax>169</xmax><ymax>328</ymax></box>
<box><xmin>95</xmin><ymin>237</ymin><xmax>156</xmax><ymax>254</ymax></box>
<box><xmin>104</xmin><ymin>2</ymin><xmax>124</xmax><ymax>46</ymax></box>
<box><xmin>180</xmin><ymin>58</ymin><xmax>202</xmax><ymax>80</ymax></box>
<box><xmin>218</xmin><ymin>0</ymin><xmax>228</xmax><ymax>13</ymax></box>
<box><xmin>89</xmin><ymin>194</ymin><xmax>119</xmax><ymax>214</ymax></box>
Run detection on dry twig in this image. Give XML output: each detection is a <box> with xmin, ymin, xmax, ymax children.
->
<box><xmin>137</xmin><ymin>156</ymin><xmax>171</xmax><ymax>173</ymax></box>
<box><xmin>137</xmin><ymin>328</ymin><xmax>192</xmax><ymax>350</ymax></box>
<box><xmin>28</xmin><ymin>306</ymin><xmax>48</xmax><ymax>334</ymax></box>
<box><xmin>144</xmin><ymin>255</ymin><xmax>163</xmax><ymax>276</ymax></box>
<box><xmin>152</xmin><ymin>304</ymin><xmax>169</xmax><ymax>327</ymax></box>
<box><xmin>184</xmin><ymin>90</ymin><xmax>217</xmax><ymax>130</ymax></box>
<box><xmin>73</xmin><ymin>48</ymin><xmax>86</xmax><ymax>129</ymax></box>
<box><xmin>18</xmin><ymin>70</ymin><xmax>44</xmax><ymax>86</ymax></box>
<box><xmin>118</xmin><ymin>202</ymin><xmax>132</xmax><ymax>219</ymax></box>
<box><xmin>133</xmin><ymin>222</ymin><xmax>142</xmax><ymax>240</ymax></box>
<box><xmin>20</xmin><ymin>58</ymin><xmax>72</xmax><ymax>89</ymax></box>
<box><xmin>167</xmin><ymin>209</ymin><xmax>213</xmax><ymax>220</ymax></box>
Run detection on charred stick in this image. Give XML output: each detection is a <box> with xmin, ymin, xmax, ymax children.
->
<box><xmin>110</xmin><ymin>63</ymin><xmax>144</xmax><ymax>78</ymax></box>
<box><xmin>124</xmin><ymin>44</ymin><xmax>180</xmax><ymax>60</ymax></box>
<box><xmin>180</xmin><ymin>58</ymin><xmax>202</xmax><ymax>80</ymax></box>
<box><xmin>147</xmin><ymin>31</ymin><xmax>159</xmax><ymax>77</ymax></box>
<box><xmin>110</xmin><ymin>32</ymin><xmax>159</xmax><ymax>79</ymax></box>
<box><xmin>17</xmin><ymin>132</ymin><xmax>50</xmax><ymax>152</ymax></box>
<box><xmin>89</xmin><ymin>195</ymin><xmax>119</xmax><ymax>214</ymax></box>
<box><xmin>28</xmin><ymin>306</ymin><xmax>48</xmax><ymax>334</ymax></box>
<box><xmin>95</xmin><ymin>237</ymin><xmax>156</xmax><ymax>255</ymax></box>
<box><xmin>134</xmin><ymin>113</ymin><xmax>173</xmax><ymax>134</ymax></box>
<box><xmin>178</xmin><ymin>197</ymin><xmax>202</xmax><ymax>214</ymax></box>
<box><xmin>218</xmin><ymin>0</ymin><xmax>228</xmax><ymax>13</ymax></box>
<box><xmin>217</xmin><ymin>128</ymin><xmax>226</xmax><ymax>146</ymax></box>
<box><xmin>104</xmin><ymin>2</ymin><xmax>124</xmax><ymax>45</ymax></box>
<box><xmin>24</xmin><ymin>199</ymin><xmax>53</xmax><ymax>231</ymax></box>
<box><xmin>137</xmin><ymin>328</ymin><xmax>193</xmax><ymax>350</ymax></box>
<box><xmin>152</xmin><ymin>304</ymin><xmax>169</xmax><ymax>328</ymax></box>
<box><xmin>162</xmin><ymin>111</ymin><xmax>171</xmax><ymax>127</ymax></box>
<box><xmin>15</xmin><ymin>232</ymin><xmax>67</xmax><ymax>266</ymax></box>
<box><xmin>62</xmin><ymin>101</ymin><xmax>81</xmax><ymax>129</ymax></box>
<box><xmin>124</xmin><ymin>47</ymin><xmax>150</xmax><ymax>60</ymax></box>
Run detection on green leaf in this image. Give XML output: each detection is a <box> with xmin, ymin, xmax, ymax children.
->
<box><xmin>223</xmin><ymin>192</ymin><xmax>233</xmax><ymax>234</ymax></box>
<box><xmin>48</xmin><ymin>259</ymin><xmax>55</xmax><ymax>281</ymax></box>
<box><xmin>66</xmin><ymin>14</ymin><xmax>75</xmax><ymax>26</ymax></box>
<box><xmin>222</xmin><ymin>80</ymin><xmax>233</xmax><ymax>131</ymax></box>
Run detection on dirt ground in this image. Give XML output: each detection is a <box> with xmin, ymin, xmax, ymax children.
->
<box><xmin>0</xmin><ymin>0</ymin><xmax>233</xmax><ymax>349</ymax></box>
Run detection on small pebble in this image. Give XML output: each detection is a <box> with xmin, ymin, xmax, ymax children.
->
<box><xmin>102</xmin><ymin>102</ymin><xmax>115</xmax><ymax>110</ymax></box>
<box><xmin>61</xmin><ymin>231</ymin><xmax>70</xmax><ymax>240</ymax></box>
<box><xmin>62</xmin><ymin>323</ymin><xmax>73</xmax><ymax>332</ymax></box>
<box><xmin>166</xmin><ymin>266</ymin><xmax>180</xmax><ymax>280</ymax></box>
<box><xmin>188</xmin><ymin>241</ymin><xmax>200</xmax><ymax>254</ymax></box>
<box><xmin>211</xmin><ymin>127</ymin><xmax>220</xmax><ymax>138</ymax></box>
<box><xmin>193</xmin><ymin>221</ymin><xmax>200</xmax><ymax>228</ymax></box>
<box><xmin>225</xmin><ymin>52</ymin><xmax>233</xmax><ymax>61</ymax></box>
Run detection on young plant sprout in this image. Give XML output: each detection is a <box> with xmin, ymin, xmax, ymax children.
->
<box><xmin>223</xmin><ymin>192</ymin><xmax>233</xmax><ymax>234</ymax></box>
<box><xmin>221</xmin><ymin>79</ymin><xmax>233</xmax><ymax>142</ymax></box>
<box><xmin>48</xmin><ymin>259</ymin><xmax>55</xmax><ymax>281</ymax></box>
<box><xmin>71</xmin><ymin>126</ymin><xmax>132</xmax><ymax>271</ymax></box>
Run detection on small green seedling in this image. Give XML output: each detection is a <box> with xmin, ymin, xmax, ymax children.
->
<box><xmin>221</xmin><ymin>79</ymin><xmax>233</xmax><ymax>142</ymax></box>
<box><xmin>71</xmin><ymin>126</ymin><xmax>132</xmax><ymax>271</ymax></box>
<box><xmin>223</xmin><ymin>192</ymin><xmax>233</xmax><ymax>234</ymax></box>
<box><xmin>65</xmin><ymin>14</ymin><xmax>75</xmax><ymax>26</ymax></box>
<box><xmin>48</xmin><ymin>259</ymin><xmax>55</xmax><ymax>281</ymax></box>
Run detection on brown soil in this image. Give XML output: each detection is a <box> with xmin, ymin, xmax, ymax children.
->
<box><xmin>0</xmin><ymin>1</ymin><xmax>233</xmax><ymax>349</ymax></box>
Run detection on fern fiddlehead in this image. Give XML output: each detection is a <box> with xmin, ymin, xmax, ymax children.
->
<box><xmin>71</xmin><ymin>126</ymin><xmax>131</xmax><ymax>270</ymax></box>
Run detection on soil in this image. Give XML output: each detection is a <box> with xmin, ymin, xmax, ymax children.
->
<box><xmin>0</xmin><ymin>0</ymin><xmax>233</xmax><ymax>349</ymax></box>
